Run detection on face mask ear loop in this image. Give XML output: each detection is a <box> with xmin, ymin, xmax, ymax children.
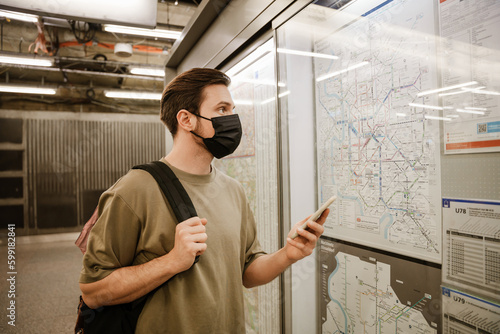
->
<box><xmin>186</xmin><ymin>110</ymin><xmax>212</xmax><ymax>122</ymax></box>
<box><xmin>190</xmin><ymin>130</ymin><xmax>205</xmax><ymax>139</ymax></box>
<box><xmin>186</xmin><ymin>110</ymin><xmax>212</xmax><ymax>139</ymax></box>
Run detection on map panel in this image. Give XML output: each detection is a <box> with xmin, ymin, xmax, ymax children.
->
<box><xmin>314</xmin><ymin>0</ymin><xmax>442</xmax><ymax>262</ymax></box>
<box><xmin>439</xmin><ymin>0</ymin><xmax>500</xmax><ymax>154</ymax></box>
<box><xmin>319</xmin><ymin>237</ymin><xmax>442</xmax><ymax>334</ymax></box>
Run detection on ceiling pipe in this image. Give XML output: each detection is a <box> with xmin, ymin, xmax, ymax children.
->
<box><xmin>1</xmin><ymin>63</ymin><xmax>164</xmax><ymax>81</ymax></box>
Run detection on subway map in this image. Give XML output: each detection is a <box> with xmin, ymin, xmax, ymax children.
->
<box><xmin>319</xmin><ymin>238</ymin><xmax>442</xmax><ymax>334</ymax></box>
<box><xmin>315</xmin><ymin>0</ymin><xmax>442</xmax><ymax>262</ymax></box>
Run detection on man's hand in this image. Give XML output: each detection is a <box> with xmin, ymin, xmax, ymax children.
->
<box><xmin>168</xmin><ymin>217</ymin><xmax>208</xmax><ymax>272</ymax></box>
<box><xmin>80</xmin><ymin>217</ymin><xmax>208</xmax><ymax>309</ymax></box>
<box><xmin>285</xmin><ymin>209</ymin><xmax>329</xmax><ymax>262</ymax></box>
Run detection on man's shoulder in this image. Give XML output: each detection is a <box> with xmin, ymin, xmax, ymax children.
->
<box><xmin>107</xmin><ymin>168</ymin><xmax>159</xmax><ymax>198</ymax></box>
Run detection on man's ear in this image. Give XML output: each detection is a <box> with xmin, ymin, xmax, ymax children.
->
<box><xmin>176</xmin><ymin>109</ymin><xmax>196</xmax><ymax>132</ymax></box>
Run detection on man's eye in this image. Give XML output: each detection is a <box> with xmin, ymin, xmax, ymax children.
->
<box><xmin>218</xmin><ymin>107</ymin><xmax>226</xmax><ymax>114</ymax></box>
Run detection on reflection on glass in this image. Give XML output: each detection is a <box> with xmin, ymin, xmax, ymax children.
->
<box><xmin>218</xmin><ymin>38</ymin><xmax>280</xmax><ymax>334</ymax></box>
<box><xmin>417</xmin><ymin>81</ymin><xmax>479</xmax><ymax>97</ymax></box>
<box><xmin>277</xmin><ymin>47</ymin><xmax>339</xmax><ymax>59</ymax></box>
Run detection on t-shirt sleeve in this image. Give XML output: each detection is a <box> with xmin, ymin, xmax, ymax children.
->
<box><xmin>79</xmin><ymin>191</ymin><xmax>141</xmax><ymax>284</ymax></box>
<box><xmin>243</xmin><ymin>201</ymin><xmax>267</xmax><ymax>272</ymax></box>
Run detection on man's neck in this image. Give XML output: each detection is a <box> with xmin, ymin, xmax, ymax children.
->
<box><xmin>164</xmin><ymin>143</ymin><xmax>213</xmax><ymax>175</ymax></box>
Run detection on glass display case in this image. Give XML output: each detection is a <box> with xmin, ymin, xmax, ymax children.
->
<box><xmin>275</xmin><ymin>0</ymin><xmax>500</xmax><ymax>333</ymax></box>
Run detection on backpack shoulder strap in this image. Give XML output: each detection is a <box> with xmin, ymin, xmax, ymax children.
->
<box><xmin>132</xmin><ymin>161</ymin><xmax>200</xmax><ymax>264</ymax></box>
<box><xmin>132</xmin><ymin>161</ymin><xmax>197</xmax><ymax>223</ymax></box>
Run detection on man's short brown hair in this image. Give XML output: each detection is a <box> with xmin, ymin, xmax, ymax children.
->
<box><xmin>160</xmin><ymin>68</ymin><xmax>231</xmax><ymax>136</ymax></box>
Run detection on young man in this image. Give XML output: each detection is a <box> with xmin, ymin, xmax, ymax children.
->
<box><xmin>79</xmin><ymin>68</ymin><xmax>329</xmax><ymax>333</ymax></box>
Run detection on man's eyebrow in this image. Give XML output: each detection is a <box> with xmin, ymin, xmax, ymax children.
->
<box><xmin>216</xmin><ymin>101</ymin><xmax>235</xmax><ymax>109</ymax></box>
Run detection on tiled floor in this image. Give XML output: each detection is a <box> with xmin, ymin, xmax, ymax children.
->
<box><xmin>0</xmin><ymin>235</ymin><xmax>83</xmax><ymax>333</ymax></box>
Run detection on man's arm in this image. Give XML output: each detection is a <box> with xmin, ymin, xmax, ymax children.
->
<box><xmin>80</xmin><ymin>217</ymin><xmax>207</xmax><ymax>309</ymax></box>
<box><xmin>242</xmin><ymin>209</ymin><xmax>328</xmax><ymax>288</ymax></box>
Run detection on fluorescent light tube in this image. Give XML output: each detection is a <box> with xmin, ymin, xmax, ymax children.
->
<box><xmin>277</xmin><ymin>48</ymin><xmax>339</xmax><ymax>60</ymax></box>
<box><xmin>424</xmin><ymin>115</ymin><xmax>452</xmax><ymax>121</ymax></box>
<box><xmin>439</xmin><ymin>90</ymin><xmax>468</xmax><ymax>97</ymax></box>
<box><xmin>260</xmin><ymin>91</ymin><xmax>291</xmax><ymax>105</ymax></box>
<box><xmin>104</xmin><ymin>90</ymin><xmax>161</xmax><ymax>100</ymax></box>
<box><xmin>0</xmin><ymin>10</ymin><xmax>38</xmax><ymax>23</ymax></box>
<box><xmin>260</xmin><ymin>96</ymin><xmax>275</xmax><ymax>105</ymax></box>
<box><xmin>0</xmin><ymin>84</ymin><xmax>56</xmax><ymax>95</ymax></box>
<box><xmin>462</xmin><ymin>88</ymin><xmax>500</xmax><ymax>96</ymax></box>
<box><xmin>129</xmin><ymin>67</ymin><xmax>165</xmax><ymax>77</ymax></box>
<box><xmin>279</xmin><ymin>91</ymin><xmax>291</xmax><ymax>98</ymax></box>
<box><xmin>103</xmin><ymin>25</ymin><xmax>181</xmax><ymax>40</ymax></box>
<box><xmin>408</xmin><ymin>103</ymin><xmax>443</xmax><ymax>110</ymax></box>
<box><xmin>464</xmin><ymin>107</ymin><xmax>487</xmax><ymax>111</ymax></box>
<box><xmin>456</xmin><ymin>108</ymin><xmax>485</xmax><ymax>115</ymax></box>
<box><xmin>232</xmin><ymin>78</ymin><xmax>286</xmax><ymax>87</ymax></box>
<box><xmin>417</xmin><ymin>81</ymin><xmax>478</xmax><ymax>97</ymax></box>
<box><xmin>0</xmin><ymin>55</ymin><xmax>53</xmax><ymax>67</ymax></box>
<box><xmin>226</xmin><ymin>40</ymin><xmax>273</xmax><ymax>78</ymax></box>
<box><xmin>316</xmin><ymin>61</ymin><xmax>370</xmax><ymax>82</ymax></box>
<box><xmin>396</xmin><ymin>113</ymin><xmax>406</xmax><ymax>117</ymax></box>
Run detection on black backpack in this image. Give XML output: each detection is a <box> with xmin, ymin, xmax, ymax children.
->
<box><xmin>75</xmin><ymin>161</ymin><xmax>198</xmax><ymax>334</ymax></box>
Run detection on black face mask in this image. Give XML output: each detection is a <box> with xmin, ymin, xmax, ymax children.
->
<box><xmin>190</xmin><ymin>113</ymin><xmax>242</xmax><ymax>159</ymax></box>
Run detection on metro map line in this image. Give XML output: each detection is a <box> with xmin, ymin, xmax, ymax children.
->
<box><xmin>319</xmin><ymin>71</ymin><xmax>435</xmax><ymax>246</ymax></box>
<box><xmin>326</xmin><ymin>254</ymin><xmax>433</xmax><ymax>334</ymax></box>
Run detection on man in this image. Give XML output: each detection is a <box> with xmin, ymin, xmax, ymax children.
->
<box><xmin>79</xmin><ymin>68</ymin><xmax>329</xmax><ymax>333</ymax></box>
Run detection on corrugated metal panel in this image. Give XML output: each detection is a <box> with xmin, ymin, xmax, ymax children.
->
<box><xmin>24</xmin><ymin>116</ymin><xmax>165</xmax><ymax>233</ymax></box>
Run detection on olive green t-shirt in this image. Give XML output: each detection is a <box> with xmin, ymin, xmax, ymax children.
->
<box><xmin>79</xmin><ymin>159</ymin><xmax>266</xmax><ymax>333</ymax></box>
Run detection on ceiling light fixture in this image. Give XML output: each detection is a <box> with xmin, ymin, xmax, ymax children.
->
<box><xmin>424</xmin><ymin>115</ymin><xmax>452</xmax><ymax>121</ymax></box>
<box><xmin>0</xmin><ymin>84</ymin><xmax>56</xmax><ymax>95</ymax></box>
<box><xmin>0</xmin><ymin>9</ymin><xmax>38</xmax><ymax>23</ymax></box>
<box><xmin>232</xmin><ymin>78</ymin><xmax>286</xmax><ymax>87</ymax></box>
<box><xmin>464</xmin><ymin>107</ymin><xmax>487</xmax><ymax>111</ymax></box>
<box><xmin>316</xmin><ymin>61</ymin><xmax>370</xmax><ymax>82</ymax></box>
<box><xmin>439</xmin><ymin>86</ymin><xmax>486</xmax><ymax>97</ymax></box>
<box><xmin>417</xmin><ymin>81</ymin><xmax>478</xmax><ymax>97</ymax></box>
<box><xmin>226</xmin><ymin>39</ymin><xmax>273</xmax><ymax>77</ymax></box>
<box><xmin>129</xmin><ymin>67</ymin><xmax>165</xmax><ymax>77</ymax></box>
<box><xmin>408</xmin><ymin>102</ymin><xmax>443</xmax><ymax>110</ymax></box>
<box><xmin>438</xmin><ymin>90</ymin><xmax>468</xmax><ymax>97</ymax></box>
<box><xmin>277</xmin><ymin>48</ymin><xmax>339</xmax><ymax>60</ymax></box>
<box><xmin>103</xmin><ymin>24</ymin><xmax>181</xmax><ymax>40</ymax></box>
<box><xmin>0</xmin><ymin>55</ymin><xmax>53</xmax><ymax>67</ymax></box>
<box><xmin>461</xmin><ymin>87</ymin><xmax>500</xmax><ymax>96</ymax></box>
<box><xmin>456</xmin><ymin>108</ymin><xmax>485</xmax><ymax>115</ymax></box>
<box><xmin>261</xmin><ymin>91</ymin><xmax>291</xmax><ymax>105</ymax></box>
<box><xmin>104</xmin><ymin>90</ymin><xmax>161</xmax><ymax>100</ymax></box>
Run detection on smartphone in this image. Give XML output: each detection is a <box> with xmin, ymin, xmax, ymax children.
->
<box><xmin>290</xmin><ymin>196</ymin><xmax>337</xmax><ymax>239</ymax></box>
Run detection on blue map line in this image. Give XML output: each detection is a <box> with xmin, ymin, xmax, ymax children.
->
<box><xmin>381</xmin><ymin>213</ymin><xmax>394</xmax><ymax>239</ymax></box>
<box><xmin>386</xmin><ymin>135</ymin><xmax>413</xmax><ymax>166</ymax></box>
<box><xmin>328</xmin><ymin>255</ymin><xmax>348</xmax><ymax>334</ymax></box>
<box><xmin>379</xmin><ymin>144</ymin><xmax>383</xmax><ymax>198</ymax></box>
<box><xmin>383</xmin><ymin>72</ymin><xmax>422</xmax><ymax>103</ymax></box>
